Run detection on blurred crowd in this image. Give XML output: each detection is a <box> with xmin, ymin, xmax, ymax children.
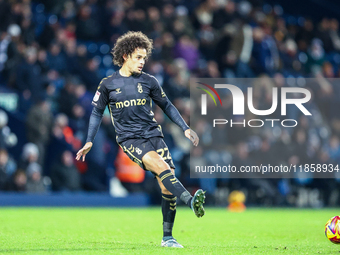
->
<box><xmin>1</xmin><ymin>0</ymin><xmax>340</xmax><ymax>206</ymax></box>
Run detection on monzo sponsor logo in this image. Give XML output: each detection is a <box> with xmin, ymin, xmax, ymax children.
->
<box><xmin>116</xmin><ymin>99</ymin><xmax>147</xmax><ymax>108</ymax></box>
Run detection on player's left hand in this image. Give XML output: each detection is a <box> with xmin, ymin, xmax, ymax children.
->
<box><xmin>185</xmin><ymin>129</ymin><xmax>199</xmax><ymax>146</ymax></box>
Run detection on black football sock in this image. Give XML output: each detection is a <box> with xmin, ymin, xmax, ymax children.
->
<box><xmin>162</xmin><ymin>193</ymin><xmax>176</xmax><ymax>237</ymax></box>
<box><xmin>159</xmin><ymin>170</ymin><xmax>192</xmax><ymax>208</ymax></box>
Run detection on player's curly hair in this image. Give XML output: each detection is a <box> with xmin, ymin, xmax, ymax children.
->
<box><xmin>111</xmin><ymin>31</ymin><xmax>153</xmax><ymax>67</ymax></box>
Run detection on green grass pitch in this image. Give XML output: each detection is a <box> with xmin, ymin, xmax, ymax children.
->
<box><xmin>0</xmin><ymin>207</ymin><xmax>339</xmax><ymax>254</ymax></box>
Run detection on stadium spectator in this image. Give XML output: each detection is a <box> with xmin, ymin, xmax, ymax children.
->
<box><xmin>26</xmin><ymin>98</ymin><xmax>53</xmax><ymax>166</ymax></box>
<box><xmin>26</xmin><ymin>162</ymin><xmax>47</xmax><ymax>193</ymax></box>
<box><xmin>78</xmin><ymin>58</ymin><xmax>102</xmax><ymax>91</ymax></box>
<box><xmin>1</xmin><ymin>24</ymin><xmax>22</xmax><ymax>83</ymax></box>
<box><xmin>173</xmin><ymin>35</ymin><xmax>199</xmax><ymax>71</ymax></box>
<box><xmin>19</xmin><ymin>143</ymin><xmax>41</xmax><ymax>174</ymax></box>
<box><xmin>52</xmin><ymin>112</ymin><xmax>81</xmax><ymax>153</ymax></box>
<box><xmin>15</xmin><ymin>47</ymin><xmax>44</xmax><ymax>107</ymax></box>
<box><xmin>76</xmin><ymin>4</ymin><xmax>102</xmax><ymax>41</ymax></box>
<box><xmin>0</xmin><ymin>110</ymin><xmax>17</xmax><ymax>149</ymax></box>
<box><xmin>50</xmin><ymin>150</ymin><xmax>81</xmax><ymax>191</ymax></box>
<box><xmin>0</xmin><ymin>149</ymin><xmax>17</xmax><ymax>190</ymax></box>
<box><xmin>46</xmin><ymin>43</ymin><xmax>67</xmax><ymax>74</ymax></box>
<box><xmin>7</xmin><ymin>170</ymin><xmax>27</xmax><ymax>192</ymax></box>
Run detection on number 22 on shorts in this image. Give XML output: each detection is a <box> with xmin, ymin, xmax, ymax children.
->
<box><xmin>157</xmin><ymin>148</ymin><xmax>171</xmax><ymax>160</ymax></box>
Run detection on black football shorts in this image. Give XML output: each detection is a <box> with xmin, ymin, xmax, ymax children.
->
<box><xmin>118</xmin><ymin>137</ymin><xmax>175</xmax><ymax>171</ymax></box>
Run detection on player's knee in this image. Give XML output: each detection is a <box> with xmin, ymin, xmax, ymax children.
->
<box><xmin>142</xmin><ymin>152</ymin><xmax>169</xmax><ymax>175</ymax></box>
<box><xmin>156</xmin><ymin>158</ymin><xmax>167</xmax><ymax>170</ymax></box>
<box><xmin>151</xmin><ymin>159</ymin><xmax>169</xmax><ymax>175</ymax></box>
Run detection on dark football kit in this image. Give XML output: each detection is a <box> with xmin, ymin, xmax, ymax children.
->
<box><xmin>89</xmin><ymin>71</ymin><xmax>189</xmax><ymax>170</ymax></box>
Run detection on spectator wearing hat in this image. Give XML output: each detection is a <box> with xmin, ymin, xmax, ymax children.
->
<box><xmin>26</xmin><ymin>162</ymin><xmax>47</xmax><ymax>193</ymax></box>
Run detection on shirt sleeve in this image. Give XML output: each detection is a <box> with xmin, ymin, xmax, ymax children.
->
<box><xmin>149</xmin><ymin>76</ymin><xmax>189</xmax><ymax>132</ymax></box>
<box><xmin>86</xmin><ymin>107</ymin><xmax>104</xmax><ymax>143</ymax></box>
<box><xmin>91</xmin><ymin>79</ymin><xmax>109</xmax><ymax>110</ymax></box>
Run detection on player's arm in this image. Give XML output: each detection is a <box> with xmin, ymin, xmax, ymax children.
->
<box><xmin>76</xmin><ymin>80</ymin><xmax>109</xmax><ymax>161</ymax></box>
<box><xmin>150</xmin><ymin>76</ymin><xmax>199</xmax><ymax>146</ymax></box>
<box><xmin>76</xmin><ymin>107</ymin><xmax>104</xmax><ymax>161</ymax></box>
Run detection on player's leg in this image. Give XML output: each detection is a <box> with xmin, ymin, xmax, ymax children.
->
<box><xmin>157</xmin><ymin>168</ymin><xmax>176</xmax><ymax>238</ymax></box>
<box><xmin>142</xmin><ymin>151</ymin><xmax>205</xmax><ymax>217</ymax></box>
<box><xmin>156</xmin><ymin>168</ymin><xmax>183</xmax><ymax>248</ymax></box>
<box><xmin>119</xmin><ymin>138</ymin><xmax>205</xmax><ymax>217</ymax></box>
<box><xmin>143</xmin><ymin>151</ymin><xmax>192</xmax><ymax>205</ymax></box>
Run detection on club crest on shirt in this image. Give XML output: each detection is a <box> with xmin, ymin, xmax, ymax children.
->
<box><xmin>137</xmin><ymin>83</ymin><xmax>143</xmax><ymax>93</ymax></box>
<box><xmin>93</xmin><ymin>91</ymin><xmax>101</xmax><ymax>102</ymax></box>
<box><xmin>116</xmin><ymin>88</ymin><xmax>121</xmax><ymax>94</ymax></box>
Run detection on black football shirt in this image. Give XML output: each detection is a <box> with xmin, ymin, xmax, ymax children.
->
<box><xmin>91</xmin><ymin>71</ymin><xmax>170</xmax><ymax>143</ymax></box>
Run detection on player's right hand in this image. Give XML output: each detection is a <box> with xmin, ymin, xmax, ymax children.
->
<box><xmin>76</xmin><ymin>142</ymin><xmax>93</xmax><ymax>162</ymax></box>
